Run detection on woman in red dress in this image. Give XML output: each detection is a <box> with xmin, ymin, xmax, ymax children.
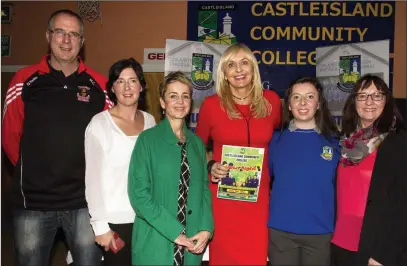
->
<box><xmin>196</xmin><ymin>43</ymin><xmax>281</xmax><ymax>265</ymax></box>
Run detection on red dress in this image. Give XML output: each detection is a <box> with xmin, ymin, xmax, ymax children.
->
<box><xmin>196</xmin><ymin>90</ymin><xmax>281</xmax><ymax>265</ymax></box>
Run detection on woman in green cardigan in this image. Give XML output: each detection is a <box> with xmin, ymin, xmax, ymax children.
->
<box><xmin>128</xmin><ymin>71</ymin><xmax>214</xmax><ymax>265</ymax></box>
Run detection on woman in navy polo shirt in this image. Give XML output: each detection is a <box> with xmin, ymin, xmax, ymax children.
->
<box><xmin>267</xmin><ymin>77</ymin><xmax>340</xmax><ymax>266</ymax></box>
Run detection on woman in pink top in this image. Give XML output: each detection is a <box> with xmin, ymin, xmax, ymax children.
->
<box><xmin>331</xmin><ymin>74</ymin><xmax>407</xmax><ymax>266</ymax></box>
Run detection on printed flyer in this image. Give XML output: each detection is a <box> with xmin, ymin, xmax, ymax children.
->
<box><xmin>217</xmin><ymin>145</ymin><xmax>264</xmax><ymax>202</ymax></box>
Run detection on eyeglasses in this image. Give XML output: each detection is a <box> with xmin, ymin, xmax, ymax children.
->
<box><xmin>355</xmin><ymin>92</ymin><xmax>385</xmax><ymax>101</ymax></box>
<box><xmin>114</xmin><ymin>78</ymin><xmax>139</xmax><ymax>88</ymax></box>
<box><xmin>49</xmin><ymin>29</ymin><xmax>82</xmax><ymax>41</ymax></box>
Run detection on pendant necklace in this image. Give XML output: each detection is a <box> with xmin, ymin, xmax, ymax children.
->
<box><xmin>232</xmin><ymin>94</ymin><xmax>251</xmax><ymax>101</ymax></box>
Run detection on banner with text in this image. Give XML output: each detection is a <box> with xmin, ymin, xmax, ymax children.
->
<box><xmin>187</xmin><ymin>1</ymin><xmax>395</xmax><ymax>96</ymax></box>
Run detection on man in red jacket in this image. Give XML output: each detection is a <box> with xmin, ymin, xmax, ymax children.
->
<box><xmin>2</xmin><ymin>9</ymin><xmax>111</xmax><ymax>266</ymax></box>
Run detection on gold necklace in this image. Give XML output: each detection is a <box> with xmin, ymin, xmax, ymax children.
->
<box><xmin>231</xmin><ymin>89</ymin><xmax>252</xmax><ymax>101</ymax></box>
<box><xmin>232</xmin><ymin>94</ymin><xmax>250</xmax><ymax>101</ymax></box>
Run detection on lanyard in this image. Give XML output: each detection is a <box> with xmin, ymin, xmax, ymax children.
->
<box><xmin>235</xmin><ymin>105</ymin><xmax>252</xmax><ymax>147</ymax></box>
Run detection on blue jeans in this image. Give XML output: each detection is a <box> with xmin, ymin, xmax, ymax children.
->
<box><xmin>13</xmin><ymin>208</ymin><xmax>102</xmax><ymax>266</ymax></box>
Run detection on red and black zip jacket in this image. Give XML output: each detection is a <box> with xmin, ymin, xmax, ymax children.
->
<box><xmin>2</xmin><ymin>55</ymin><xmax>112</xmax><ymax>210</ymax></box>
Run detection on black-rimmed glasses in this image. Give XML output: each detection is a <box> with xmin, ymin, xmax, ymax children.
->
<box><xmin>49</xmin><ymin>29</ymin><xmax>82</xmax><ymax>41</ymax></box>
<box><xmin>355</xmin><ymin>92</ymin><xmax>385</xmax><ymax>101</ymax></box>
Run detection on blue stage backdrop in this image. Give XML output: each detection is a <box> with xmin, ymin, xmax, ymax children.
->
<box><xmin>187</xmin><ymin>1</ymin><xmax>395</xmax><ymax>97</ymax></box>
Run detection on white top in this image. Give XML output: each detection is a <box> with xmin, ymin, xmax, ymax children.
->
<box><xmin>85</xmin><ymin>109</ymin><xmax>156</xmax><ymax>236</ymax></box>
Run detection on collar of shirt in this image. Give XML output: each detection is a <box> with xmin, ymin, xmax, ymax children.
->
<box><xmin>47</xmin><ymin>59</ymin><xmax>79</xmax><ymax>76</ymax></box>
<box><xmin>288</xmin><ymin>120</ymin><xmax>321</xmax><ymax>134</ymax></box>
<box><xmin>39</xmin><ymin>54</ymin><xmax>85</xmax><ymax>74</ymax></box>
<box><xmin>47</xmin><ymin>59</ymin><xmax>79</xmax><ymax>87</ymax></box>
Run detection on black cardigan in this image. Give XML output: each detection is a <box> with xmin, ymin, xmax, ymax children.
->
<box><xmin>358</xmin><ymin>130</ymin><xmax>407</xmax><ymax>265</ymax></box>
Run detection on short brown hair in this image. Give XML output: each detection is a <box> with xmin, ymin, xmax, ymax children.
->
<box><xmin>48</xmin><ymin>9</ymin><xmax>84</xmax><ymax>35</ymax></box>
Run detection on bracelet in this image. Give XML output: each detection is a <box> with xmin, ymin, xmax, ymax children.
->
<box><xmin>207</xmin><ymin>160</ymin><xmax>216</xmax><ymax>173</ymax></box>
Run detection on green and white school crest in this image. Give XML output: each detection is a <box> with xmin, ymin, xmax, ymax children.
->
<box><xmin>191</xmin><ymin>53</ymin><xmax>214</xmax><ymax>91</ymax></box>
<box><xmin>321</xmin><ymin>146</ymin><xmax>334</xmax><ymax>161</ymax></box>
<box><xmin>338</xmin><ymin>55</ymin><xmax>361</xmax><ymax>92</ymax></box>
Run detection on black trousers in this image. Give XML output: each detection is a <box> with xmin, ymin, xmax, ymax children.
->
<box><xmin>331</xmin><ymin>244</ymin><xmax>369</xmax><ymax>266</ymax></box>
<box><xmin>102</xmin><ymin>223</ymin><xmax>133</xmax><ymax>266</ymax></box>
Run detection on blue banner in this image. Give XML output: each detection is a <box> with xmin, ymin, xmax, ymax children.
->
<box><xmin>187</xmin><ymin>1</ymin><xmax>395</xmax><ymax>97</ymax></box>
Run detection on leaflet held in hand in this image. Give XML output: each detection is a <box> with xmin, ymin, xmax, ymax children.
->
<box><xmin>217</xmin><ymin>145</ymin><xmax>264</xmax><ymax>202</ymax></box>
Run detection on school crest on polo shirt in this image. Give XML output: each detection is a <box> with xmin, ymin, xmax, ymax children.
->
<box><xmin>321</xmin><ymin>146</ymin><xmax>333</xmax><ymax>161</ymax></box>
<box><xmin>77</xmin><ymin>86</ymin><xmax>90</xmax><ymax>102</ymax></box>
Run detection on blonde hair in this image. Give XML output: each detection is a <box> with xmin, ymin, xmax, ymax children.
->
<box><xmin>216</xmin><ymin>43</ymin><xmax>271</xmax><ymax>119</ymax></box>
<box><xmin>159</xmin><ymin>71</ymin><xmax>192</xmax><ymax>98</ymax></box>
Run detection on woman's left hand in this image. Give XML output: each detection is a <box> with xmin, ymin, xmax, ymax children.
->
<box><xmin>368</xmin><ymin>258</ymin><xmax>382</xmax><ymax>265</ymax></box>
<box><xmin>187</xmin><ymin>231</ymin><xmax>211</xmax><ymax>254</ymax></box>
